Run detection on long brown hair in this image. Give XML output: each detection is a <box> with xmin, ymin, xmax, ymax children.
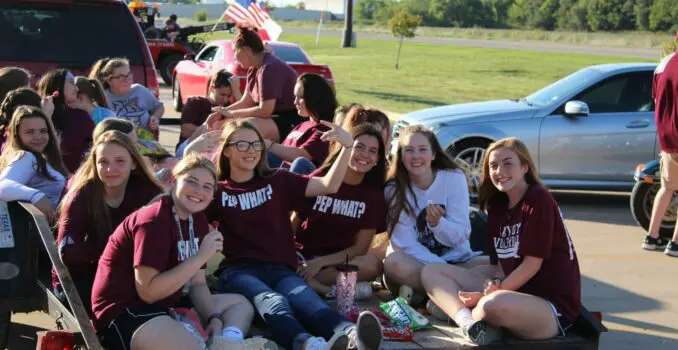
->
<box><xmin>385</xmin><ymin>125</ymin><xmax>464</xmax><ymax>234</ymax></box>
<box><xmin>318</xmin><ymin>124</ymin><xmax>386</xmax><ymax>187</ymax></box>
<box><xmin>75</xmin><ymin>76</ymin><xmax>109</xmax><ymax>107</ymax></box>
<box><xmin>59</xmin><ymin>130</ymin><xmax>162</xmax><ymax>241</ymax></box>
<box><xmin>0</xmin><ymin>88</ymin><xmax>42</xmax><ymax>136</ymax></box>
<box><xmin>215</xmin><ymin>119</ymin><xmax>273</xmax><ymax>181</ymax></box>
<box><xmin>478</xmin><ymin>137</ymin><xmax>542</xmax><ymax>212</ymax></box>
<box><xmin>0</xmin><ymin>106</ymin><xmax>68</xmax><ymax>179</ymax></box>
<box><xmin>0</xmin><ymin>67</ymin><xmax>30</xmax><ymax>105</ymax></box>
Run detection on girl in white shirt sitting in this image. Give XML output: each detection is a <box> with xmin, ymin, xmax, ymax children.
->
<box><xmin>0</xmin><ymin>106</ymin><xmax>69</xmax><ymax>222</ymax></box>
<box><xmin>384</xmin><ymin>125</ymin><xmax>487</xmax><ymax>303</ymax></box>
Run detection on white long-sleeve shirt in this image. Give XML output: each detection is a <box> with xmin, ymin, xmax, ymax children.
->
<box><xmin>386</xmin><ymin>169</ymin><xmax>480</xmax><ymax>264</ymax></box>
<box><xmin>0</xmin><ymin>152</ymin><xmax>66</xmax><ymax>208</ymax></box>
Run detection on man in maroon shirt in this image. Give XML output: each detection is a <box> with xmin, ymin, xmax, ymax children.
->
<box><xmin>644</xmin><ymin>51</ymin><xmax>678</xmax><ymax>257</ymax></box>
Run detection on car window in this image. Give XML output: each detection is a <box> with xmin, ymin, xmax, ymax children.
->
<box><xmin>197</xmin><ymin>46</ymin><xmax>219</xmax><ymax>62</ymax></box>
<box><xmin>0</xmin><ymin>2</ymin><xmax>143</xmax><ymax>65</ymax></box>
<box><xmin>574</xmin><ymin>72</ymin><xmax>653</xmax><ymax>113</ymax></box>
<box><xmin>525</xmin><ymin>68</ymin><xmax>602</xmax><ymax>107</ymax></box>
<box><xmin>268</xmin><ymin>46</ymin><xmax>309</xmax><ymax>64</ymax></box>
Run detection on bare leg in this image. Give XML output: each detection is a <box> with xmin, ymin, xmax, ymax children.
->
<box><xmin>456</xmin><ymin>255</ymin><xmax>491</xmax><ymax>269</ymax></box>
<box><xmin>420</xmin><ymin>263</ymin><xmax>491</xmax><ymax>318</ymax></box>
<box><xmin>648</xmin><ymin>185</ymin><xmax>673</xmax><ymax>239</ymax></box>
<box><xmin>210</xmin><ymin>293</ymin><xmax>255</xmax><ymax>335</ymax></box>
<box><xmin>130</xmin><ymin>315</ymin><xmax>203</xmax><ymax>350</ymax></box>
<box><xmin>473</xmin><ymin>290</ymin><xmax>559</xmax><ymax>340</ymax></box>
<box><xmin>243</xmin><ymin>117</ymin><xmax>281</xmax><ymax>143</ymax></box>
<box><xmin>383</xmin><ymin>252</ymin><xmax>425</xmax><ymax>291</ymax></box>
<box><xmin>314</xmin><ymin>254</ymin><xmax>383</xmax><ymax>286</ymax></box>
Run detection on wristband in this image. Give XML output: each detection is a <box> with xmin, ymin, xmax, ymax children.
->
<box><xmin>207</xmin><ymin>313</ymin><xmax>222</xmax><ymax>324</ymax></box>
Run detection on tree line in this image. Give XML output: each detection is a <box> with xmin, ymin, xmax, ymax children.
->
<box><xmin>356</xmin><ymin>0</ymin><xmax>678</xmax><ymax>32</ymax></box>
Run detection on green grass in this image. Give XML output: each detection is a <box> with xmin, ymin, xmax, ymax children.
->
<box><xmin>204</xmin><ymin>32</ymin><xmax>655</xmax><ymax>114</ymax></box>
<box><xmin>182</xmin><ymin>17</ymin><xmax>674</xmax><ymax>49</ymax></box>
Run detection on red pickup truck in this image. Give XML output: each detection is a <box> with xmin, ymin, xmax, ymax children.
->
<box><xmin>172</xmin><ymin>40</ymin><xmax>334</xmax><ymax>111</ymax></box>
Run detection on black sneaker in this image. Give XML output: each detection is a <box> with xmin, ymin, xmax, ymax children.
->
<box><xmin>642</xmin><ymin>235</ymin><xmax>669</xmax><ymax>250</ymax></box>
<box><xmin>665</xmin><ymin>241</ymin><xmax>678</xmax><ymax>257</ymax></box>
<box><xmin>464</xmin><ymin>320</ymin><xmax>502</xmax><ymax>346</ymax></box>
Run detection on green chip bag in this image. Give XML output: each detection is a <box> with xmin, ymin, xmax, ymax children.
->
<box><xmin>394</xmin><ymin>297</ymin><xmax>432</xmax><ymax>330</ymax></box>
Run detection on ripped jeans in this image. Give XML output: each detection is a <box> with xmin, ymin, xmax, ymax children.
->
<box><xmin>218</xmin><ymin>262</ymin><xmax>355</xmax><ymax>350</ymax></box>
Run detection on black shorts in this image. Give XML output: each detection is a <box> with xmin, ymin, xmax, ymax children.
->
<box><xmin>272</xmin><ymin>110</ymin><xmax>304</xmax><ymax>141</ymax></box>
<box><xmin>101</xmin><ymin>305</ymin><xmax>171</xmax><ymax>350</ymax></box>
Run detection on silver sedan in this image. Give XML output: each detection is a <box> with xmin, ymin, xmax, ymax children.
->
<box><xmin>392</xmin><ymin>63</ymin><xmax>658</xmax><ymax>197</ymax></box>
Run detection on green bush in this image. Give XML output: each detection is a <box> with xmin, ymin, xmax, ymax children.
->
<box><xmin>193</xmin><ymin>9</ymin><xmax>208</xmax><ymax>22</ymax></box>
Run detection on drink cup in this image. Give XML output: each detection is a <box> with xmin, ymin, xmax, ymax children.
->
<box><xmin>335</xmin><ymin>264</ymin><xmax>359</xmax><ymax>315</ymax></box>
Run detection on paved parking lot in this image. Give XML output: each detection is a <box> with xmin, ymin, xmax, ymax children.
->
<box><xmin>6</xmin><ymin>87</ymin><xmax>677</xmax><ymax>349</ymax></box>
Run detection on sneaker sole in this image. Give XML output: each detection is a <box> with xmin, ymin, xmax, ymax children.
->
<box><xmin>665</xmin><ymin>249</ymin><xmax>678</xmax><ymax>257</ymax></box>
<box><xmin>642</xmin><ymin>243</ymin><xmax>666</xmax><ymax>250</ymax></box>
<box><xmin>357</xmin><ymin>312</ymin><xmax>383</xmax><ymax>350</ymax></box>
<box><xmin>467</xmin><ymin>321</ymin><xmax>501</xmax><ymax>346</ymax></box>
<box><xmin>327</xmin><ymin>333</ymin><xmax>350</xmax><ymax>350</ymax></box>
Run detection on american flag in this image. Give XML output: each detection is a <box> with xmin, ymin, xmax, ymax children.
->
<box><xmin>223</xmin><ymin>0</ymin><xmax>272</xmax><ymax>29</ymax></box>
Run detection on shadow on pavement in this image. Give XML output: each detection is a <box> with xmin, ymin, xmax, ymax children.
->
<box><xmin>552</xmin><ymin>191</ymin><xmax>639</xmax><ymax>227</ymax></box>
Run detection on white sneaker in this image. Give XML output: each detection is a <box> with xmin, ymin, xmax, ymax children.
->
<box><xmin>354</xmin><ymin>282</ymin><xmax>373</xmax><ymax>300</ymax></box>
<box><xmin>398</xmin><ymin>285</ymin><xmax>414</xmax><ymax>304</ymax></box>
<box><xmin>356</xmin><ymin>311</ymin><xmax>383</xmax><ymax>350</ymax></box>
<box><xmin>303</xmin><ymin>333</ymin><xmax>350</xmax><ymax>350</ymax></box>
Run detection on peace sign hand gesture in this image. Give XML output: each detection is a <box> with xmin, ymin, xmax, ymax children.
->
<box><xmin>319</xmin><ymin>121</ymin><xmax>353</xmax><ymax>148</ymax></box>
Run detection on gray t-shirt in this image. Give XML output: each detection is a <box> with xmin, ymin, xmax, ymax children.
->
<box><xmin>106</xmin><ymin>84</ymin><xmax>162</xmax><ymax>132</ymax></box>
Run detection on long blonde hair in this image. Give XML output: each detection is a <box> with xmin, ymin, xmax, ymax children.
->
<box><xmin>59</xmin><ymin>130</ymin><xmax>162</xmax><ymax>241</ymax></box>
<box><xmin>0</xmin><ymin>106</ymin><xmax>68</xmax><ymax>179</ymax></box>
<box><xmin>385</xmin><ymin>125</ymin><xmax>463</xmax><ymax>234</ymax></box>
<box><xmin>477</xmin><ymin>137</ymin><xmax>542</xmax><ymax>212</ymax></box>
<box><xmin>215</xmin><ymin>119</ymin><xmax>273</xmax><ymax>181</ymax></box>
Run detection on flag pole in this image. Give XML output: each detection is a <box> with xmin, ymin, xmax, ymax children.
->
<box><xmin>315</xmin><ymin>0</ymin><xmax>328</xmax><ymax>45</ymax></box>
<box><xmin>211</xmin><ymin>0</ymin><xmax>228</xmax><ymax>33</ymax></box>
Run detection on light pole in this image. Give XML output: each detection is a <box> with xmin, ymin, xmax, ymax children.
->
<box><xmin>341</xmin><ymin>0</ymin><xmax>353</xmax><ymax>47</ymax></box>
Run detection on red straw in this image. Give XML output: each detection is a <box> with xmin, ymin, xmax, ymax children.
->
<box><xmin>51</xmin><ymin>91</ymin><xmax>59</xmax><ymax>98</ymax></box>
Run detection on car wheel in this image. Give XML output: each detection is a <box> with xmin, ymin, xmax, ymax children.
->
<box><xmin>630</xmin><ymin>182</ymin><xmax>676</xmax><ymax>239</ymax></box>
<box><xmin>173</xmin><ymin>77</ymin><xmax>183</xmax><ymax>112</ymax></box>
<box><xmin>160</xmin><ymin>54</ymin><xmax>183</xmax><ymax>86</ymax></box>
<box><xmin>449</xmin><ymin>139</ymin><xmax>490</xmax><ymax>203</ymax></box>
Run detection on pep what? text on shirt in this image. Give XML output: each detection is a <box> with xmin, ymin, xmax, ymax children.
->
<box><xmin>221</xmin><ymin>185</ymin><xmax>273</xmax><ymax>210</ymax></box>
<box><xmin>312</xmin><ymin>195</ymin><xmax>366</xmax><ymax>219</ymax></box>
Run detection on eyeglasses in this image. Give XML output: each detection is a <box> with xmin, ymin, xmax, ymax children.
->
<box><xmin>227</xmin><ymin>140</ymin><xmax>264</xmax><ymax>152</ymax></box>
<box><xmin>110</xmin><ymin>72</ymin><xmax>133</xmax><ymax>81</ymax></box>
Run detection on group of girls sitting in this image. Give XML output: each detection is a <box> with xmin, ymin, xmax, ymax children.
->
<box><xmin>0</xmin><ymin>25</ymin><xmax>581</xmax><ymax>350</ymax></box>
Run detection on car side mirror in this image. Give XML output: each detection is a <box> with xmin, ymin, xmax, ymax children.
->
<box><xmin>184</xmin><ymin>54</ymin><xmax>195</xmax><ymax>61</ymax></box>
<box><xmin>564</xmin><ymin>100</ymin><xmax>589</xmax><ymax>117</ymax></box>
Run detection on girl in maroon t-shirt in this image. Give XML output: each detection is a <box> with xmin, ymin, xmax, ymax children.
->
<box><xmin>294</xmin><ymin>124</ymin><xmax>386</xmax><ymax>300</ymax></box>
<box><xmin>91</xmin><ymin>154</ymin><xmax>264</xmax><ymax>350</ymax></box>
<box><xmin>210</xmin><ymin>26</ymin><xmax>301</xmax><ymax>143</ymax></box>
<box><xmin>421</xmin><ymin>137</ymin><xmax>582</xmax><ymax>346</ymax></box>
<box><xmin>37</xmin><ymin>69</ymin><xmax>95</xmax><ymax>173</ymax></box>
<box><xmin>209</xmin><ymin>119</ymin><xmax>383</xmax><ymax>350</ymax></box>
<box><xmin>266</xmin><ymin>73</ymin><xmax>336</xmax><ymax>174</ymax></box>
<box><xmin>53</xmin><ymin>130</ymin><xmax>163</xmax><ymax>313</ymax></box>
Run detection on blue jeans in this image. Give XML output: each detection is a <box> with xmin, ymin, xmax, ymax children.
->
<box><xmin>267</xmin><ymin>153</ymin><xmax>316</xmax><ymax>175</ymax></box>
<box><xmin>218</xmin><ymin>263</ymin><xmax>355</xmax><ymax>350</ymax></box>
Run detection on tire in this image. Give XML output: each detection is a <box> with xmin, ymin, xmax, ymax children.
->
<box><xmin>160</xmin><ymin>53</ymin><xmax>183</xmax><ymax>86</ymax></box>
<box><xmin>448</xmin><ymin>139</ymin><xmax>491</xmax><ymax>203</ymax></box>
<box><xmin>630</xmin><ymin>182</ymin><xmax>676</xmax><ymax>239</ymax></box>
<box><xmin>173</xmin><ymin>77</ymin><xmax>183</xmax><ymax>113</ymax></box>
<box><xmin>0</xmin><ymin>307</ymin><xmax>10</xmax><ymax>350</ymax></box>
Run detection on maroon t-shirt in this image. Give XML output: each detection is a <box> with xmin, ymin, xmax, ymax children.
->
<box><xmin>206</xmin><ymin>170</ymin><xmax>309</xmax><ymax>270</ymax></box>
<box><xmin>296</xmin><ymin>171</ymin><xmax>386</xmax><ymax>257</ymax></box>
<box><xmin>91</xmin><ymin>195</ymin><xmax>209</xmax><ymax>331</ymax></box>
<box><xmin>246</xmin><ymin>52</ymin><xmax>298</xmax><ymax>113</ymax></box>
<box><xmin>653</xmin><ymin>53</ymin><xmax>678</xmax><ymax>153</ymax></box>
<box><xmin>52</xmin><ymin>107</ymin><xmax>95</xmax><ymax>173</ymax></box>
<box><xmin>281</xmin><ymin>120</ymin><xmax>331</xmax><ymax>167</ymax></box>
<box><xmin>487</xmin><ymin>184</ymin><xmax>581</xmax><ymax>323</ymax></box>
<box><xmin>52</xmin><ymin>175</ymin><xmax>163</xmax><ymax>290</ymax></box>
